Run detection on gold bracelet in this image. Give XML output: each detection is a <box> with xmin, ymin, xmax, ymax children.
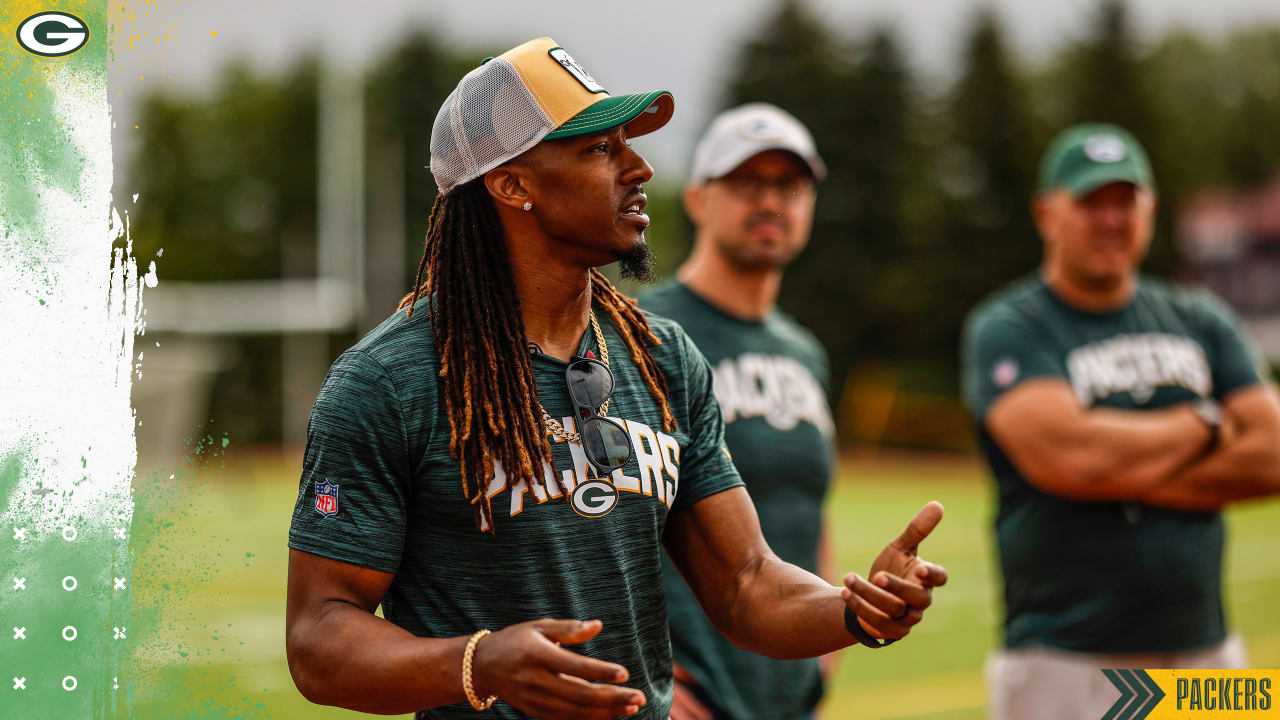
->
<box><xmin>462</xmin><ymin>629</ymin><xmax>497</xmax><ymax>711</ymax></box>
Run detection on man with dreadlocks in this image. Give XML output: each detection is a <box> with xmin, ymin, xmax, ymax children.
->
<box><xmin>285</xmin><ymin>38</ymin><xmax>948</xmax><ymax>720</ymax></box>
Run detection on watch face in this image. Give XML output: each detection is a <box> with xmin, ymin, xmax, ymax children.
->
<box><xmin>1194</xmin><ymin>399</ymin><xmax>1222</xmax><ymax>429</ymax></box>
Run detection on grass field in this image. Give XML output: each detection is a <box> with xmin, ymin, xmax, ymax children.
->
<box><xmin>126</xmin><ymin>451</ymin><xmax>1280</xmax><ymax>719</ymax></box>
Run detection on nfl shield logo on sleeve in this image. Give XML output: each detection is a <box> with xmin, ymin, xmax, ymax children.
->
<box><xmin>314</xmin><ymin>480</ymin><xmax>339</xmax><ymax>517</ymax></box>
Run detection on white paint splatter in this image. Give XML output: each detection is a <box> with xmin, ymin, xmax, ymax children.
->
<box><xmin>144</xmin><ymin>261</ymin><xmax>159</xmax><ymax>288</ymax></box>
<box><xmin>0</xmin><ymin>61</ymin><xmax>137</xmax><ymax>536</ymax></box>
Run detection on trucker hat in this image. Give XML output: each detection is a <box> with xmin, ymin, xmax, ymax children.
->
<box><xmin>429</xmin><ymin>36</ymin><xmax>675</xmax><ymax>194</ymax></box>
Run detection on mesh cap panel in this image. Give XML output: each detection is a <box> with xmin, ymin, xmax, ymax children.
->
<box><xmin>429</xmin><ymin>58</ymin><xmax>554</xmax><ymax>194</ymax></box>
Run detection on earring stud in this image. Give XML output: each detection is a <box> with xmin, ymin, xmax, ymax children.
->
<box><xmin>522</xmin><ymin>201</ymin><xmax>532</xmax><ymax>211</ymax></box>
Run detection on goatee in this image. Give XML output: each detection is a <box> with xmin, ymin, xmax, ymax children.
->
<box><xmin>615</xmin><ymin>240</ymin><xmax>656</xmax><ymax>284</ymax></box>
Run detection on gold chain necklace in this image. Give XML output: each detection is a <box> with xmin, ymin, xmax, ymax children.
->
<box><xmin>539</xmin><ymin>311</ymin><xmax>609</xmax><ymax>445</ymax></box>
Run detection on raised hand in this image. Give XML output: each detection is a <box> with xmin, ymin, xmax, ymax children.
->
<box><xmin>472</xmin><ymin>618</ymin><xmax>645</xmax><ymax>719</ymax></box>
<box><xmin>841</xmin><ymin>501</ymin><xmax>948</xmax><ymax>641</ymax></box>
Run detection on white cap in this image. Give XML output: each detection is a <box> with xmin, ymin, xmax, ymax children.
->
<box><xmin>688</xmin><ymin>103</ymin><xmax>826</xmax><ymax>185</ymax></box>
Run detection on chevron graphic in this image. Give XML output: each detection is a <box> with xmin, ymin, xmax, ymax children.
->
<box><xmin>1101</xmin><ymin>669</ymin><xmax>1136</xmax><ymax>720</ymax></box>
<box><xmin>1101</xmin><ymin>669</ymin><xmax>1166</xmax><ymax>720</ymax></box>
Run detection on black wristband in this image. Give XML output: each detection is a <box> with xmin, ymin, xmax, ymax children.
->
<box><xmin>844</xmin><ymin>606</ymin><xmax>897</xmax><ymax>649</ymax></box>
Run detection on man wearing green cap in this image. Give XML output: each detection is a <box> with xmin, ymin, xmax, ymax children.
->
<box><xmin>962</xmin><ymin>123</ymin><xmax>1280</xmax><ymax>719</ymax></box>
<box><xmin>285</xmin><ymin>37</ymin><xmax>949</xmax><ymax>720</ymax></box>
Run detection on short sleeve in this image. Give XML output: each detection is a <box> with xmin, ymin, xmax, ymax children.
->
<box><xmin>807</xmin><ymin>339</ymin><xmax>838</xmax><ymax>453</ymax></box>
<box><xmin>1197</xmin><ymin>293</ymin><xmax>1268</xmax><ymax>398</ymax></box>
<box><xmin>961</xmin><ymin>308</ymin><xmax>1067</xmax><ymax>419</ymax></box>
<box><xmin>288</xmin><ymin>350</ymin><xmax>412</xmax><ymax>573</ymax></box>
<box><xmin>669</xmin><ymin>330</ymin><xmax>744</xmax><ymax>514</ymax></box>
<box><xmin>804</xmin><ymin>330</ymin><xmax>832</xmax><ymax>395</ymax></box>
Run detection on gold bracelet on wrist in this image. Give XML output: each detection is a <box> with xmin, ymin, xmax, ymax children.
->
<box><xmin>462</xmin><ymin>629</ymin><xmax>497</xmax><ymax>711</ymax></box>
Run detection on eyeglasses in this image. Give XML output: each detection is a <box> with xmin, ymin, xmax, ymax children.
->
<box><xmin>565</xmin><ymin>357</ymin><xmax>633</xmax><ymax>476</ymax></box>
<box><xmin>717</xmin><ymin>174</ymin><xmax>815</xmax><ymax>203</ymax></box>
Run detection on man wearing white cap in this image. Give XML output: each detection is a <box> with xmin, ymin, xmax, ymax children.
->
<box><xmin>641</xmin><ymin>104</ymin><xmax>840</xmax><ymax>720</ymax></box>
<box><xmin>285</xmin><ymin>41</ymin><xmax>947</xmax><ymax>720</ymax></box>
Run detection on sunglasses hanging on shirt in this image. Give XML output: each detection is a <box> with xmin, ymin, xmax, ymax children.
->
<box><xmin>538</xmin><ymin>312</ymin><xmax>635</xmax><ymax>477</ymax></box>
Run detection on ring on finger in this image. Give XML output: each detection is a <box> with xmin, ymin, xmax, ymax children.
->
<box><xmin>891</xmin><ymin>604</ymin><xmax>912</xmax><ymax>622</ymax></box>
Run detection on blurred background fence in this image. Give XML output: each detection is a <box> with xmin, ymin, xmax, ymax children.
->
<box><xmin>120</xmin><ymin>0</ymin><xmax>1280</xmax><ymax>460</ymax></box>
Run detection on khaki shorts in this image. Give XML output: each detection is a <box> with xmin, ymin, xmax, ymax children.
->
<box><xmin>986</xmin><ymin>635</ymin><xmax>1248</xmax><ymax>720</ymax></box>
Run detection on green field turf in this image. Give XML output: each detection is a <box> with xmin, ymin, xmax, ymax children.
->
<box><xmin>126</xmin><ymin>452</ymin><xmax>1280</xmax><ymax>719</ymax></box>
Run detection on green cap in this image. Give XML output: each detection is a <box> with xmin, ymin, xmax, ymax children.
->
<box><xmin>1037</xmin><ymin>123</ymin><xmax>1154</xmax><ymax>197</ymax></box>
<box><xmin>545</xmin><ymin>89</ymin><xmax>674</xmax><ymax>139</ymax></box>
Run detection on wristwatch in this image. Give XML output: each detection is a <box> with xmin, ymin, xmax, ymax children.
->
<box><xmin>844</xmin><ymin>606</ymin><xmax>897</xmax><ymax>649</ymax></box>
<box><xmin>1191</xmin><ymin>398</ymin><xmax>1222</xmax><ymax>447</ymax></box>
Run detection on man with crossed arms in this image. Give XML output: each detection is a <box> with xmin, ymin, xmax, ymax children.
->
<box><xmin>963</xmin><ymin>123</ymin><xmax>1280</xmax><ymax>720</ymax></box>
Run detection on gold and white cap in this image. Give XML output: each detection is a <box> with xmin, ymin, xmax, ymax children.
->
<box><xmin>429</xmin><ymin>37</ymin><xmax>675</xmax><ymax>194</ymax></box>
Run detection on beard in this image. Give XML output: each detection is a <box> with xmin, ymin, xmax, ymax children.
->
<box><xmin>718</xmin><ymin>237</ymin><xmax>801</xmax><ymax>272</ymax></box>
<box><xmin>614</xmin><ymin>239</ymin><xmax>656</xmax><ymax>284</ymax></box>
<box><xmin>721</xmin><ymin>242</ymin><xmax>787</xmax><ymax>271</ymax></box>
<box><xmin>716</xmin><ymin>213</ymin><xmax>801</xmax><ymax>271</ymax></box>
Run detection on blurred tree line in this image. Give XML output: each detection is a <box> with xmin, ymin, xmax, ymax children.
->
<box><xmin>722</xmin><ymin>0</ymin><xmax>1280</xmax><ymax>447</ymax></box>
<box><xmin>126</xmin><ymin>0</ymin><xmax>1280</xmax><ymax>448</ymax></box>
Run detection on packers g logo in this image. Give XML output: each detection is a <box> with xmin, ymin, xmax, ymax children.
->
<box><xmin>571</xmin><ymin>479</ymin><xmax>618</xmax><ymax>518</ymax></box>
<box><xmin>1084</xmin><ymin>133</ymin><xmax>1127</xmax><ymax>163</ymax></box>
<box><xmin>16</xmin><ymin>12</ymin><xmax>90</xmax><ymax>58</ymax></box>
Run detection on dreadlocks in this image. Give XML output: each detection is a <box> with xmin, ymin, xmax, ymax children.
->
<box><xmin>397</xmin><ymin>179</ymin><xmax>676</xmax><ymax>533</ymax></box>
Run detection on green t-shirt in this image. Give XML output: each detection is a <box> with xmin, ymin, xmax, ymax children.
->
<box><xmin>639</xmin><ymin>282</ymin><xmax>834</xmax><ymax>720</ymax></box>
<box><xmin>961</xmin><ymin>275</ymin><xmax>1267</xmax><ymax>654</ymax></box>
<box><xmin>287</xmin><ymin>297</ymin><xmax>744</xmax><ymax>720</ymax></box>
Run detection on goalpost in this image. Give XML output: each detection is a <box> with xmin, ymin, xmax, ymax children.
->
<box><xmin>136</xmin><ymin>65</ymin><xmax>407</xmax><ymax>455</ymax></box>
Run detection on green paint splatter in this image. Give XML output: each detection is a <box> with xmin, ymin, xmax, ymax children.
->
<box><xmin>1</xmin><ymin>441</ymin><xmax>129</xmax><ymax>720</ymax></box>
<box><xmin>0</xmin><ymin>444</ymin><xmax>28</xmax><ymax>499</ymax></box>
<box><xmin>6</xmin><ymin>423</ymin><xmax>253</xmax><ymax>717</ymax></box>
<box><xmin>124</xmin><ymin>431</ymin><xmax>273</xmax><ymax>719</ymax></box>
